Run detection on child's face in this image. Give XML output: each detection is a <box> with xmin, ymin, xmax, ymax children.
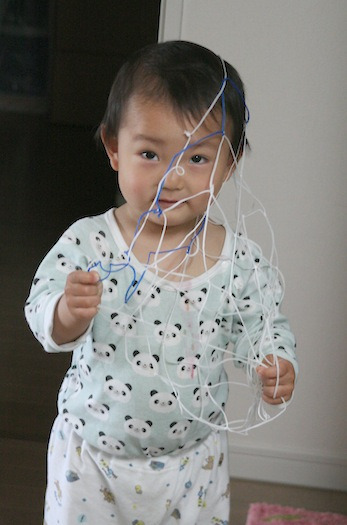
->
<box><xmin>104</xmin><ymin>95</ymin><xmax>233</xmax><ymax>233</ymax></box>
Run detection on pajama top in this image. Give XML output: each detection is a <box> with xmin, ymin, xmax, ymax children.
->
<box><xmin>25</xmin><ymin>208</ymin><xmax>297</xmax><ymax>458</ymax></box>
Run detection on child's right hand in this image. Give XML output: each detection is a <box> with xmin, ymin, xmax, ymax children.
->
<box><xmin>64</xmin><ymin>270</ymin><xmax>102</xmax><ymax>320</ymax></box>
<box><xmin>52</xmin><ymin>270</ymin><xmax>102</xmax><ymax>345</ymax></box>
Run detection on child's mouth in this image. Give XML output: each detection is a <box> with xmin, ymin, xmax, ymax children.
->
<box><xmin>157</xmin><ymin>199</ymin><xmax>183</xmax><ymax>210</ymax></box>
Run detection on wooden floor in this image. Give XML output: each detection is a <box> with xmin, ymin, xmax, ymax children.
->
<box><xmin>1</xmin><ymin>111</ymin><xmax>346</xmax><ymax>524</ymax></box>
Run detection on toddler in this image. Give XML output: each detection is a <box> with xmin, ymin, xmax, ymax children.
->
<box><xmin>25</xmin><ymin>41</ymin><xmax>297</xmax><ymax>525</ymax></box>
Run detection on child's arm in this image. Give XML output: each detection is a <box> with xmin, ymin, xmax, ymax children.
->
<box><xmin>52</xmin><ymin>270</ymin><xmax>102</xmax><ymax>345</ymax></box>
<box><xmin>25</xmin><ymin>218</ymin><xmax>106</xmax><ymax>353</ymax></box>
<box><xmin>229</xmin><ymin>239</ymin><xmax>297</xmax><ymax>405</ymax></box>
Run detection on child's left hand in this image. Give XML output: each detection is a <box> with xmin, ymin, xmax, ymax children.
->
<box><xmin>256</xmin><ymin>355</ymin><xmax>295</xmax><ymax>405</ymax></box>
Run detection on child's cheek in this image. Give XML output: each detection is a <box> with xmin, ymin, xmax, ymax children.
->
<box><xmin>119</xmin><ymin>177</ymin><xmax>144</xmax><ymax>199</ymax></box>
<box><xmin>131</xmin><ymin>181</ymin><xmax>148</xmax><ymax>199</ymax></box>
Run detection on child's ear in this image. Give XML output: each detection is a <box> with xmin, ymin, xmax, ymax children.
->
<box><xmin>101</xmin><ymin>127</ymin><xmax>119</xmax><ymax>171</ymax></box>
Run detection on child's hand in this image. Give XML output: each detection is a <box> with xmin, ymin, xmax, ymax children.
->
<box><xmin>256</xmin><ymin>355</ymin><xmax>295</xmax><ymax>405</ymax></box>
<box><xmin>64</xmin><ymin>270</ymin><xmax>102</xmax><ymax>320</ymax></box>
<box><xmin>52</xmin><ymin>271</ymin><xmax>102</xmax><ymax>345</ymax></box>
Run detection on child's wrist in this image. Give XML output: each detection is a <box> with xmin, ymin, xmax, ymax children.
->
<box><xmin>52</xmin><ymin>295</ymin><xmax>91</xmax><ymax>345</ymax></box>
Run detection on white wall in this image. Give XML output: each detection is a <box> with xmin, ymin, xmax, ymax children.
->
<box><xmin>160</xmin><ymin>0</ymin><xmax>347</xmax><ymax>490</ymax></box>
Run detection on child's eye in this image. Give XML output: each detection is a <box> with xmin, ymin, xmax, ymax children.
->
<box><xmin>190</xmin><ymin>154</ymin><xmax>207</xmax><ymax>164</ymax></box>
<box><xmin>141</xmin><ymin>151</ymin><xmax>158</xmax><ymax>161</ymax></box>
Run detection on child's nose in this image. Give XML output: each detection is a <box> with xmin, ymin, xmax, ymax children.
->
<box><xmin>163</xmin><ymin>165</ymin><xmax>185</xmax><ymax>190</ymax></box>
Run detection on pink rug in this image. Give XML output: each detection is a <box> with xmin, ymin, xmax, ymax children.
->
<box><xmin>246</xmin><ymin>503</ymin><xmax>347</xmax><ymax>525</ymax></box>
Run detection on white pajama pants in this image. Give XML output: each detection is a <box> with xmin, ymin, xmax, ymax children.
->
<box><xmin>44</xmin><ymin>415</ymin><xmax>230</xmax><ymax>525</ymax></box>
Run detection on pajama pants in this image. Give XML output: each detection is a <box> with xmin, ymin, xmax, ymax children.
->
<box><xmin>44</xmin><ymin>415</ymin><xmax>230</xmax><ymax>525</ymax></box>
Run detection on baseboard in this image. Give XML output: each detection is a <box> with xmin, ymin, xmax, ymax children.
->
<box><xmin>228</xmin><ymin>438</ymin><xmax>347</xmax><ymax>492</ymax></box>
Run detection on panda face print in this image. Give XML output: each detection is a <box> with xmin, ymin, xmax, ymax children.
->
<box><xmin>25</xmin><ymin>300</ymin><xmax>43</xmax><ymax>319</ymax></box>
<box><xmin>235</xmin><ymin>243</ymin><xmax>252</xmax><ymax>263</ymax></box>
<box><xmin>104</xmin><ymin>376</ymin><xmax>132</xmax><ymax>403</ymax></box>
<box><xmin>102</xmin><ymin>279</ymin><xmax>118</xmax><ymax>302</ymax></box>
<box><xmin>78</xmin><ymin>354</ymin><xmax>92</xmax><ymax>382</ymax></box>
<box><xmin>149</xmin><ymin>390</ymin><xmax>177</xmax><ymax>413</ymax></box>
<box><xmin>62</xmin><ymin>409</ymin><xmax>85</xmax><ymax>436</ymax></box>
<box><xmin>90</xmin><ymin>230</ymin><xmax>113</xmax><ymax>262</ymax></box>
<box><xmin>221</xmin><ymin>285</ymin><xmax>231</xmax><ymax>305</ymax></box>
<box><xmin>207</xmin><ymin>411</ymin><xmax>221</xmax><ymax>424</ymax></box>
<box><xmin>56</xmin><ymin>254</ymin><xmax>82</xmax><ymax>274</ymax></box>
<box><xmin>92</xmin><ymin>342</ymin><xmax>116</xmax><ymax>363</ymax></box>
<box><xmin>85</xmin><ymin>395</ymin><xmax>110</xmax><ymax>421</ymax></box>
<box><xmin>179</xmin><ymin>288</ymin><xmax>207</xmax><ymax>312</ymax></box>
<box><xmin>132</xmin><ymin>351</ymin><xmax>159</xmax><ymax>377</ymax></box>
<box><xmin>233</xmin><ymin>319</ymin><xmax>244</xmax><ymax>335</ymax></box>
<box><xmin>61</xmin><ymin>229</ymin><xmax>80</xmax><ymax>245</ymax></box>
<box><xmin>148</xmin><ymin>286</ymin><xmax>161</xmax><ymax>306</ymax></box>
<box><xmin>231</xmin><ymin>275</ymin><xmax>244</xmax><ymax>294</ymax></box>
<box><xmin>32</xmin><ymin>276</ymin><xmax>55</xmax><ymax>289</ymax></box>
<box><xmin>98</xmin><ymin>432</ymin><xmax>126</xmax><ymax>455</ymax></box>
<box><xmin>110</xmin><ymin>312</ymin><xmax>137</xmax><ymax>336</ymax></box>
<box><xmin>154</xmin><ymin>320</ymin><xmax>182</xmax><ymax>346</ymax></box>
<box><xmin>238</xmin><ymin>294</ymin><xmax>256</xmax><ymax>313</ymax></box>
<box><xmin>34</xmin><ymin>302</ymin><xmax>43</xmax><ymax>315</ymax></box>
<box><xmin>142</xmin><ymin>446</ymin><xmax>165</xmax><ymax>457</ymax></box>
<box><xmin>192</xmin><ymin>385</ymin><xmax>211</xmax><ymax>408</ymax></box>
<box><xmin>220</xmin><ymin>317</ymin><xmax>232</xmax><ymax>335</ymax></box>
<box><xmin>24</xmin><ymin>302</ymin><xmax>32</xmax><ymax>320</ymax></box>
<box><xmin>124</xmin><ymin>416</ymin><xmax>152</xmax><ymax>438</ymax></box>
<box><xmin>132</xmin><ymin>282</ymin><xmax>161</xmax><ymax>307</ymax></box>
<box><xmin>168</xmin><ymin>420</ymin><xmax>192</xmax><ymax>440</ymax></box>
<box><xmin>61</xmin><ymin>366</ymin><xmax>83</xmax><ymax>396</ymax></box>
<box><xmin>221</xmin><ymin>285</ymin><xmax>237</xmax><ymax>313</ymax></box>
<box><xmin>199</xmin><ymin>319</ymin><xmax>220</xmax><ymax>343</ymax></box>
<box><xmin>210</xmin><ymin>348</ymin><xmax>223</xmax><ymax>368</ymax></box>
<box><xmin>176</xmin><ymin>355</ymin><xmax>200</xmax><ymax>380</ymax></box>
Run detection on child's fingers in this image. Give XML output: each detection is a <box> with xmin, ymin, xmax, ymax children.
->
<box><xmin>262</xmin><ymin>379</ymin><xmax>294</xmax><ymax>402</ymax></box>
<box><xmin>64</xmin><ymin>271</ymin><xmax>102</xmax><ymax>315</ymax></box>
<box><xmin>64</xmin><ymin>292</ymin><xmax>101</xmax><ymax>320</ymax></box>
<box><xmin>67</xmin><ymin>270</ymin><xmax>100</xmax><ymax>285</ymax></box>
<box><xmin>258</xmin><ymin>367</ymin><xmax>292</xmax><ymax>386</ymax></box>
<box><xmin>66</xmin><ymin>271</ymin><xmax>101</xmax><ymax>296</ymax></box>
<box><xmin>70</xmin><ymin>282</ymin><xmax>101</xmax><ymax>298</ymax></box>
<box><xmin>257</xmin><ymin>356</ymin><xmax>294</xmax><ymax>381</ymax></box>
<box><xmin>67</xmin><ymin>291</ymin><xmax>101</xmax><ymax>309</ymax></box>
<box><xmin>262</xmin><ymin>389</ymin><xmax>292</xmax><ymax>405</ymax></box>
<box><xmin>67</xmin><ymin>305</ymin><xmax>100</xmax><ymax>320</ymax></box>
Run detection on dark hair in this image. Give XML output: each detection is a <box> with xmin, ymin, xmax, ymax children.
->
<box><xmin>98</xmin><ymin>40</ymin><xmax>248</xmax><ymax>156</ymax></box>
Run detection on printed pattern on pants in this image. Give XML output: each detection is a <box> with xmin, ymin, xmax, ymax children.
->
<box><xmin>44</xmin><ymin>416</ymin><xmax>230</xmax><ymax>525</ymax></box>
